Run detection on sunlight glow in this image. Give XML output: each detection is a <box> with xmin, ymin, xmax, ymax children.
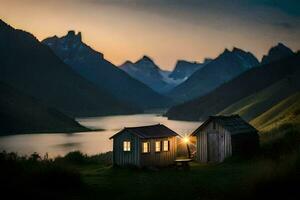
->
<box><xmin>183</xmin><ymin>136</ymin><xmax>190</xmax><ymax>144</ymax></box>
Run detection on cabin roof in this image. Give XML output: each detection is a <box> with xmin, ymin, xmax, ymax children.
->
<box><xmin>191</xmin><ymin>115</ymin><xmax>257</xmax><ymax>136</ymax></box>
<box><xmin>109</xmin><ymin>124</ymin><xmax>179</xmax><ymax>139</ymax></box>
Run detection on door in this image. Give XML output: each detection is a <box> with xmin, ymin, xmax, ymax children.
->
<box><xmin>207</xmin><ymin>132</ymin><xmax>219</xmax><ymax>162</ymax></box>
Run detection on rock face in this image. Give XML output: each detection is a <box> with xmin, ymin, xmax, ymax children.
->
<box><xmin>0</xmin><ymin>19</ymin><xmax>138</xmax><ymax>117</ymax></box>
<box><xmin>43</xmin><ymin>32</ymin><xmax>171</xmax><ymax>109</ymax></box>
<box><xmin>120</xmin><ymin>56</ymin><xmax>178</xmax><ymax>93</ymax></box>
<box><xmin>168</xmin><ymin>47</ymin><xmax>259</xmax><ymax>102</ymax></box>
<box><xmin>261</xmin><ymin>43</ymin><xmax>294</xmax><ymax>64</ymax></box>
<box><xmin>169</xmin><ymin>58</ymin><xmax>212</xmax><ymax>80</ymax></box>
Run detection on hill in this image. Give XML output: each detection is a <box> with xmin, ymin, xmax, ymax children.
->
<box><xmin>0</xmin><ymin>82</ymin><xmax>88</xmax><ymax>135</ymax></box>
<box><xmin>219</xmin><ymin>69</ymin><xmax>300</xmax><ymax>121</ymax></box>
<box><xmin>251</xmin><ymin>92</ymin><xmax>300</xmax><ymax>131</ymax></box>
<box><xmin>0</xmin><ymin>19</ymin><xmax>138</xmax><ymax>117</ymax></box>
<box><xmin>166</xmin><ymin>53</ymin><xmax>299</xmax><ymax>121</ymax></box>
<box><xmin>43</xmin><ymin>33</ymin><xmax>171</xmax><ymax>109</ymax></box>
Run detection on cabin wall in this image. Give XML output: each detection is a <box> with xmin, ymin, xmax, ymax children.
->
<box><xmin>195</xmin><ymin>121</ymin><xmax>232</xmax><ymax>163</ymax></box>
<box><xmin>231</xmin><ymin>132</ymin><xmax>259</xmax><ymax>156</ymax></box>
<box><xmin>112</xmin><ymin>131</ymin><xmax>140</xmax><ymax>167</ymax></box>
<box><xmin>140</xmin><ymin>136</ymin><xmax>177</xmax><ymax>167</ymax></box>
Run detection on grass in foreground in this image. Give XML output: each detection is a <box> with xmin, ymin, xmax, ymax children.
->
<box><xmin>1</xmin><ymin>123</ymin><xmax>300</xmax><ymax>200</ymax></box>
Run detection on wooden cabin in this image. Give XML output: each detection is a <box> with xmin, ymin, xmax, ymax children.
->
<box><xmin>191</xmin><ymin>115</ymin><xmax>259</xmax><ymax>163</ymax></box>
<box><xmin>109</xmin><ymin>124</ymin><xmax>179</xmax><ymax>167</ymax></box>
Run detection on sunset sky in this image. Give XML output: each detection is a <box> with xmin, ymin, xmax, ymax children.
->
<box><xmin>0</xmin><ymin>0</ymin><xmax>300</xmax><ymax>70</ymax></box>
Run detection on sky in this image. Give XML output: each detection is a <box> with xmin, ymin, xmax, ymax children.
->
<box><xmin>0</xmin><ymin>0</ymin><xmax>300</xmax><ymax>70</ymax></box>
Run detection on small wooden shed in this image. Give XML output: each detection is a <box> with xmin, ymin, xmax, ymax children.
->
<box><xmin>192</xmin><ymin>115</ymin><xmax>259</xmax><ymax>163</ymax></box>
<box><xmin>109</xmin><ymin>124</ymin><xmax>179</xmax><ymax>167</ymax></box>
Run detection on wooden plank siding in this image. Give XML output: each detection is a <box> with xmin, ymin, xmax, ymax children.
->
<box><xmin>112</xmin><ymin>131</ymin><xmax>141</xmax><ymax>167</ymax></box>
<box><xmin>113</xmin><ymin>132</ymin><xmax>177</xmax><ymax>167</ymax></box>
<box><xmin>140</xmin><ymin>137</ymin><xmax>177</xmax><ymax>167</ymax></box>
<box><xmin>195</xmin><ymin>121</ymin><xmax>232</xmax><ymax>163</ymax></box>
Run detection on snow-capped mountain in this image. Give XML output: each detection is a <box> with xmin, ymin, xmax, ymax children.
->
<box><xmin>169</xmin><ymin>58</ymin><xmax>212</xmax><ymax>80</ymax></box>
<box><xmin>120</xmin><ymin>56</ymin><xmax>179</xmax><ymax>93</ymax></box>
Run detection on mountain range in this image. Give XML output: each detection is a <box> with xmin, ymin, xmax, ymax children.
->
<box><xmin>119</xmin><ymin>56</ymin><xmax>181</xmax><ymax>93</ymax></box>
<box><xmin>169</xmin><ymin>58</ymin><xmax>212</xmax><ymax>80</ymax></box>
<box><xmin>0</xmin><ymin>20</ymin><xmax>138</xmax><ymax>117</ymax></box>
<box><xmin>166</xmin><ymin>49</ymin><xmax>298</xmax><ymax>121</ymax></box>
<box><xmin>42</xmin><ymin>32</ymin><xmax>171</xmax><ymax>109</ymax></box>
<box><xmin>1</xmin><ymin>18</ymin><xmax>298</xmax><ymax>134</ymax></box>
<box><xmin>167</xmin><ymin>47</ymin><xmax>260</xmax><ymax>102</ymax></box>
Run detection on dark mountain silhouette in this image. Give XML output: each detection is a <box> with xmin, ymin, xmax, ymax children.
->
<box><xmin>220</xmin><ymin>68</ymin><xmax>300</xmax><ymax>122</ymax></box>
<box><xmin>168</xmin><ymin>47</ymin><xmax>259</xmax><ymax>102</ymax></box>
<box><xmin>0</xmin><ymin>19</ymin><xmax>138</xmax><ymax>117</ymax></box>
<box><xmin>0</xmin><ymin>81</ymin><xmax>88</xmax><ymax>135</ymax></box>
<box><xmin>169</xmin><ymin>58</ymin><xmax>212</xmax><ymax>80</ymax></box>
<box><xmin>43</xmin><ymin>33</ymin><xmax>171</xmax><ymax>109</ymax></box>
<box><xmin>166</xmin><ymin>53</ymin><xmax>299</xmax><ymax>121</ymax></box>
<box><xmin>120</xmin><ymin>56</ymin><xmax>179</xmax><ymax>93</ymax></box>
<box><xmin>261</xmin><ymin>43</ymin><xmax>294</xmax><ymax>64</ymax></box>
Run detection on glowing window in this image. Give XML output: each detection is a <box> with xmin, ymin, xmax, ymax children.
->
<box><xmin>155</xmin><ymin>141</ymin><xmax>161</xmax><ymax>152</ymax></box>
<box><xmin>142</xmin><ymin>142</ymin><xmax>150</xmax><ymax>153</ymax></box>
<box><xmin>163</xmin><ymin>140</ymin><xmax>169</xmax><ymax>151</ymax></box>
<box><xmin>123</xmin><ymin>141</ymin><xmax>131</xmax><ymax>152</ymax></box>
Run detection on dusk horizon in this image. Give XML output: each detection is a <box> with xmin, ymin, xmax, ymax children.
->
<box><xmin>1</xmin><ymin>0</ymin><xmax>300</xmax><ymax>69</ymax></box>
<box><xmin>1</xmin><ymin>1</ymin><xmax>300</xmax><ymax>200</ymax></box>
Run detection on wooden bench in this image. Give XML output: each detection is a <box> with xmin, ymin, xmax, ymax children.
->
<box><xmin>174</xmin><ymin>158</ymin><xmax>192</xmax><ymax>169</ymax></box>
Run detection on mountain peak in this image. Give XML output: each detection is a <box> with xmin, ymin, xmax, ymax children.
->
<box><xmin>262</xmin><ymin>42</ymin><xmax>294</xmax><ymax>64</ymax></box>
<box><xmin>65</xmin><ymin>30</ymin><xmax>82</xmax><ymax>41</ymax></box>
<box><xmin>273</xmin><ymin>42</ymin><xmax>292</xmax><ymax>52</ymax></box>
<box><xmin>140</xmin><ymin>55</ymin><xmax>154</xmax><ymax>62</ymax></box>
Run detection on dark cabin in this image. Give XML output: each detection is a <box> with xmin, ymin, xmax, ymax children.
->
<box><xmin>191</xmin><ymin>115</ymin><xmax>259</xmax><ymax>163</ymax></box>
<box><xmin>109</xmin><ymin>124</ymin><xmax>179</xmax><ymax>167</ymax></box>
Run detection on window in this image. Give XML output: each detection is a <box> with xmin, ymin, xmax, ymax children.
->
<box><xmin>123</xmin><ymin>141</ymin><xmax>131</xmax><ymax>152</ymax></box>
<box><xmin>142</xmin><ymin>142</ymin><xmax>150</xmax><ymax>153</ymax></box>
<box><xmin>163</xmin><ymin>140</ymin><xmax>169</xmax><ymax>151</ymax></box>
<box><xmin>155</xmin><ymin>141</ymin><xmax>161</xmax><ymax>152</ymax></box>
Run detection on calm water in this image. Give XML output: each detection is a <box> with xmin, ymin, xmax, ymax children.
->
<box><xmin>0</xmin><ymin>114</ymin><xmax>201</xmax><ymax>158</ymax></box>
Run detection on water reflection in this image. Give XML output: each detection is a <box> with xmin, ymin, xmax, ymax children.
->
<box><xmin>0</xmin><ymin>114</ymin><xmax>201</xmax><ymax>157</ymax></box>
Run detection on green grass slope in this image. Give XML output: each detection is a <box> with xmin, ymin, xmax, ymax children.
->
<box><xmin>0</xmin><ymin>82</ymin><xmax>89</xmax><ymax>135</ymax></box>
<box><xmin>219</xmin><ymin>74</ymin><xmax>300</xmax><ymax>121</ymax></box>
<box><xmin>251</xmin><ymin>92</ymin><xmax>300</xmax><ymax>131</ymax></box>
<box><xmin>166</xmin><ymin>53</ymin><xmax>299</xmax><ymax>121</ymax></box>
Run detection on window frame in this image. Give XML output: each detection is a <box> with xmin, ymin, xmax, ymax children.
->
<box><xmin>155</xmin><ymin>141</ymin><xmax>161</xmax><ymax>152</ymax></box>
<box><xmin>142</xmin><ymin>141</ymin><xmax>151</xmax><ymax>154</ymax></box>
<box><xmin>123</xmin><ymin>140</ymin><xmax>131</xmax><ymax>152</ymax></box>
<box><xmin>163</xmin><ymin>140</ymin><xmax>170</xmax><ymax>152</ymax></box>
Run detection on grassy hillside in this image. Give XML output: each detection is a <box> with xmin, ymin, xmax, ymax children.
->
<box><xmin>0</xmin><ymin>82</ymin><xmax>88</xmax><ymax>135</ymax></box>
<box><xmin>166</xmin><ymin>53</ymin><xmax>299</xmax><ymax>121</ymax></box>
<box><xmin>219</xmin><ymin>73</ymin><xmax>300</xmax><ymax>121</ymax></box>
<box><xmin>251</xmin><ymin>92</ymin><xmax>300</xmax><ymax>132</ymax></box>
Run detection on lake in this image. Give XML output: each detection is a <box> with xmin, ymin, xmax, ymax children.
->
<box><xmin>0</xmin><ymin>114</ymin><xmax>201</xmax><ymax>158</ymax></box>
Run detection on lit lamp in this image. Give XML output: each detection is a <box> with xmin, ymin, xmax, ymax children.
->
<box><xmin>183</xmin><ymin>136</ymin><xmax>191</xmax><ymax>159</ymax></box>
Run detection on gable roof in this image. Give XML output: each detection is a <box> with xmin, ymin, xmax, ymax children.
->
<box><xmin>192</xmin><ymin>115</ymin><xmax>257</xmax><ymax>136</ymax></box>
<box><xmin>109</xmin><ymin>124</ymin><xmax>179</xmax><ymax>139</ymax></box>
